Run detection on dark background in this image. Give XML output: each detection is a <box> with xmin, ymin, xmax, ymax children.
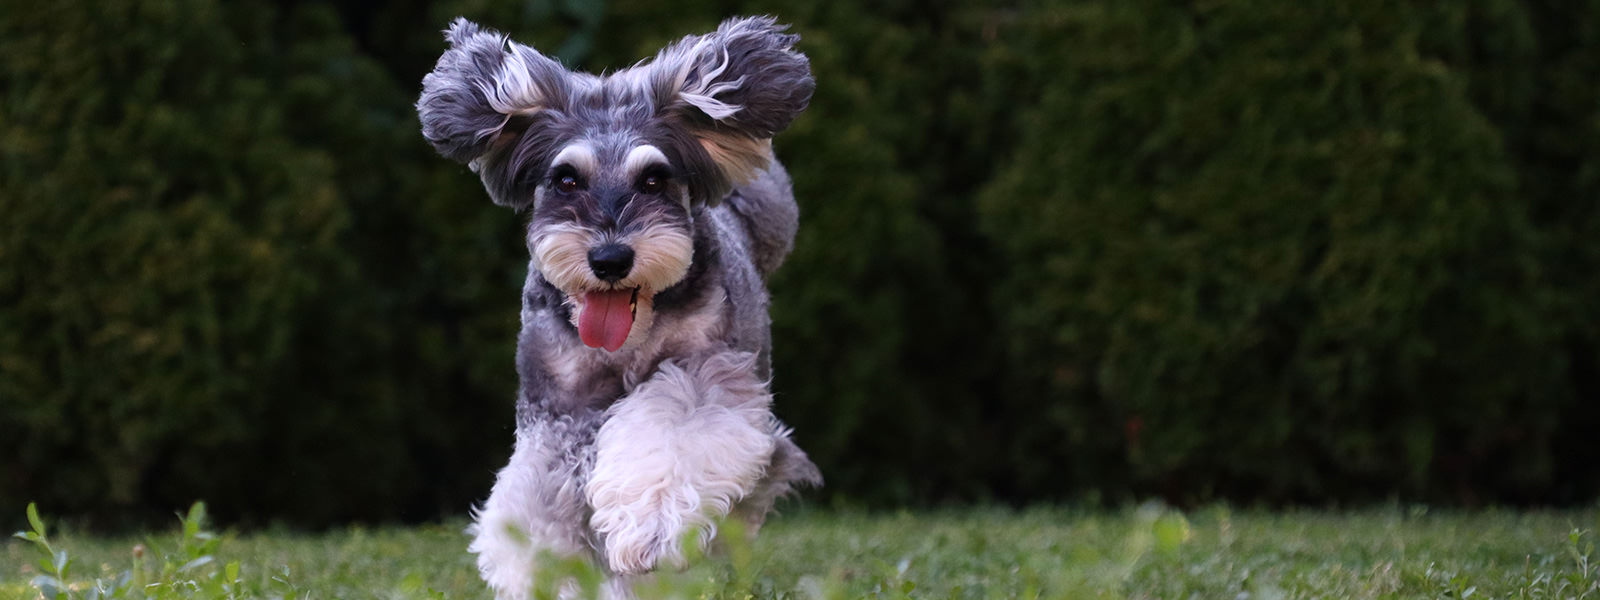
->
<box><xmin>3</xmin><ymin>0</ymin><xmax>1598</xmax><ymax>528</ymax></box>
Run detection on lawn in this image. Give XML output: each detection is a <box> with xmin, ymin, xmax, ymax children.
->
<box><xmin>5</xmin><ymin>504</ymin><xmax>1598</xmax><ymax>599</ymax></box>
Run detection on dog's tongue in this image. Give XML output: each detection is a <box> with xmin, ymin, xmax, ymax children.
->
<box><xmin>579</xmin><ymin>289</ymin><xmax>634</xmax><ymax>352</ymax></box>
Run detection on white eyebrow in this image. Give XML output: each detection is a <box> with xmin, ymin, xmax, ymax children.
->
<box><xmin>550</xmin><ymin>143</ymin><xmax>597</xmax><ymax>175</ymax></box>
<box><xmin>623</xmin><ymin>144</ymin><xmax>669</xmax><ymax>178</ymax></box>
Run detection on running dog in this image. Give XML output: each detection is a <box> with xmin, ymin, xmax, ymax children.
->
<box><xmin>416</xmin><ymin>15</ymin><xmax>819</xmax><ymax>599</ymax></box>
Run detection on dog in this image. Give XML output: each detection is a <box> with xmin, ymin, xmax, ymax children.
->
<box><xmin>416</xmin><ymin>15</ymin><xmax>820</xmax><ymax>599</ymax></box>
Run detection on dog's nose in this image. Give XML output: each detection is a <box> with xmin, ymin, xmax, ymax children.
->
<box><xmin>587</xmin><ymin>244</ymin><xmax>635</xmax><ymax>282</ymax></box>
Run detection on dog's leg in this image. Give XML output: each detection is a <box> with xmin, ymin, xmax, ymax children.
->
<box><xmin>585</xmin><ymin>350</ymin><xmax>778</xmax><ymax>574</ymax></box>
<box><xmin>732</xmin><ymin>433</ymin><xmax>822</xmax><ymax>535</ymax></box>
<box><xmin>470</xmin><ymin>415</ymin><xmax>597</xmax><ymax>600</ymax></box>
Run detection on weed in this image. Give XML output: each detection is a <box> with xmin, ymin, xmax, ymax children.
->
<box><xmin>12</xmin><ymin>502</ymin><xmax>253</xmax><ymax>600</ymax></box>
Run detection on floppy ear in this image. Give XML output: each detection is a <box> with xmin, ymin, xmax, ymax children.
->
<box><xmin>417</xmin><ymin>18</ymin><xmax>573</xmax><ymax>207</ymax></box>
<box><xmin>648</xmin><ymin>16</ymin><xmax>814</xmax><ymax>195</ymax></box>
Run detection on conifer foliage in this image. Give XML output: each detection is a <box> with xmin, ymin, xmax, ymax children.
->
<box><xmin>2</xmin><ymin>0</ymin><xmax>1596</xmax><ymax>524</ymax></box>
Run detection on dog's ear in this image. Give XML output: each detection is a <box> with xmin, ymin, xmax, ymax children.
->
<box><xmin>647</xmin><ymin>16</ymin><xmax>814</xmax><ymax>196</ymax></box>
<box><xmin>418</xmin><ymin>18</ymin><xmax>573</xmax><ymax>208</ymax></box>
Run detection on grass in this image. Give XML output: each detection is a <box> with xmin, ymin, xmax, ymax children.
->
<box><xmin>4</xmin><ymin>503</ymin><xmax>1598</xmax><ymax>599</ymax></box>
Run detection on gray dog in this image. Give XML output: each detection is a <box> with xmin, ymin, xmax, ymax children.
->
<box><xmin>416</xmin><ymin>15</ymin><xmax>820</xmax><ymax>599</ymax></box>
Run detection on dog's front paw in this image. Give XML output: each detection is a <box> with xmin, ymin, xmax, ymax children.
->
<box><xmin>585</xmin><ymin>355</ymin><xmax>778</xmax><ymax>574</ymax></box>
<box><xmin>589</xmin><ymin>486</ymin><xmax>699</xmax><ymax>574</ymax></box>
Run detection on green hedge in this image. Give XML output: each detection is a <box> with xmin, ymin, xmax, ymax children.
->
<box><xmin>2</xmin><ymin>0</ymin><xmax>1596</xmax><ymax>526</ymax></box>
<box><xmin>978</xmin><ymin>0</ymin><xmax>1578</xmax><ymax>503</ymax></box>
<box><xmin>0</xmin><ymin>1</ymin><xmax>518</xmax><ymax>526</ymax></box>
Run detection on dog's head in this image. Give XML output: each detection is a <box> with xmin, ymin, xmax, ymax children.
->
<box><xmin>418</xmin><ymin>16</ymin><xmax>812</xmax><ymax>352</ymax></box>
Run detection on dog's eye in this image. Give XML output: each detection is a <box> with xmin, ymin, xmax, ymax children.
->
<box><xmin>638</xmin><ymin>173</ymin><xmax>669</xmax><ymax>195</ymax></box>
<box><xmin>555</xmin><ymin>175</ymin><xmax>581</xmax><ymax>193</ymax></box>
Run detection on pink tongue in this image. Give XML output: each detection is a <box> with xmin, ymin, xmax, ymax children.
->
<box><xmin>578</xmin><ymin>289</ymin><xmax>635</xmax><ymax>352</ymax></box>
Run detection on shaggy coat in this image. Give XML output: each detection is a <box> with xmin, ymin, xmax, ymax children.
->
<box><xmin>416</xmin><ymin>15</ymin><xmax>819</xmax><ymax>599</ymax></box>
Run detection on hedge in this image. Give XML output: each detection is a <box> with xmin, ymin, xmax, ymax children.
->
<box><xmin>2</xmin><ymin>0</ymin><xmax>1596</xmax><ymax>526</ymax></box>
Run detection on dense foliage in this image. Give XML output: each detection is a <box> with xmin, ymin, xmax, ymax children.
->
<box><xmin>2</xmin><ymin>0</ymin><xmax>1596</xmax><ymax>525</ymax></box>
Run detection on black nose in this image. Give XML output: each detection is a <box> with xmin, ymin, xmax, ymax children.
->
<box><xmin>587</xmin><ymin>244</ymin><xmax>635</xmax><ymax>282</ymax></box>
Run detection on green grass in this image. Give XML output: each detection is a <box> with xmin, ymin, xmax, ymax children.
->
<box><xmin>5</xmin><ymin>503</ymin><xmax>1598</xmax><ymax>599</ymax></box>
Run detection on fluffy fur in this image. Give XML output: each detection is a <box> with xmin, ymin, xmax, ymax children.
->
<box><xmin>418</xmin><ymin>15</ymin><xmax>820</xmax><ymax>599</ymax></box>
<box><xmin>587</xmin><ymin>352</ymin><xmax>779</xmax><ymax>573</ymax></box>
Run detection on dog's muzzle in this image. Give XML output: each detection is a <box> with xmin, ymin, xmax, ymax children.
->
<box><xmin>576</xmin><ymin>244</ymin><xmax>640</xmax><ymax>351</ymax></box>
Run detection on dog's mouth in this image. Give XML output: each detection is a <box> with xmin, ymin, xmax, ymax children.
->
<box><xmin>576</xmin><ymin>287</ymin><xmax>640</xmax><ymax>352</ymax></box>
